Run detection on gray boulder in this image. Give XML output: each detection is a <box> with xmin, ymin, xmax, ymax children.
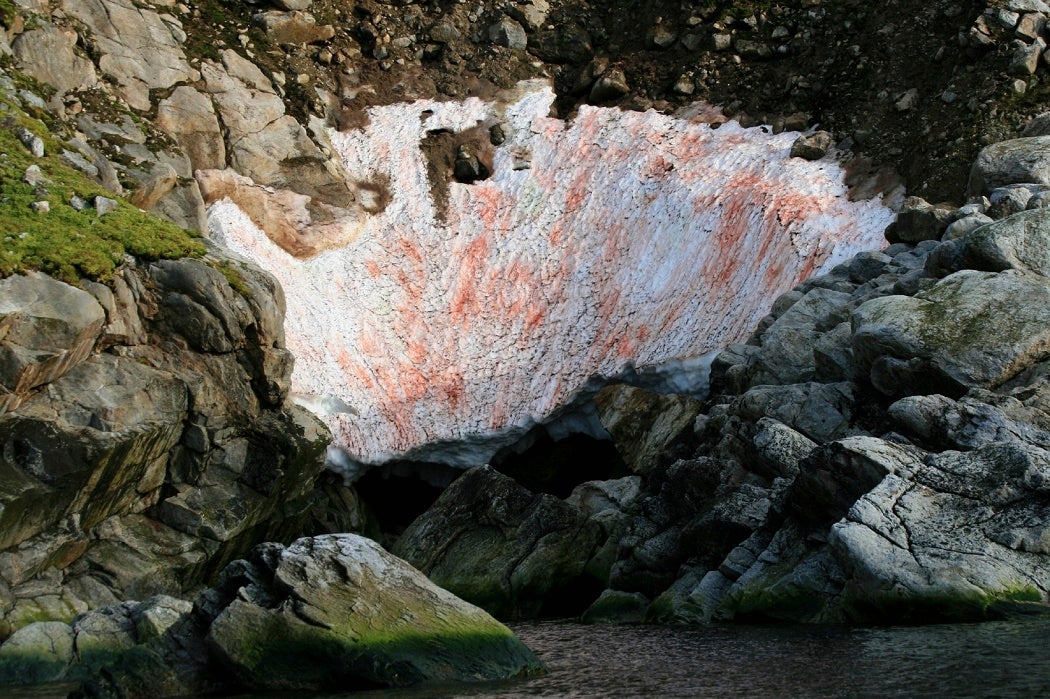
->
<box><xmin>0</xmin><ymin>272</ymin><xmax>105</xmax><ymax>413</ymax></box>
<box><xmin>964</xmin><ymin>208</ymin><xmax>1050</xmax><ymax>276</ymax></box>
<box><xmin>72</xmin><ymin>536</ymin><xmax>542</xmax><ymax>698</ymax></box>
<box><xmin>594</xmin><ymin>384</ymin><xmax>701</xmax><ymax>476</ymax></box>
<box><xmin>852</xmin><ymin>270</ymin><xmax>1050</xmax><ymax>396</ymax></box>
<box><xmin>968</xmin><ymin>136</ymin><xmax>1050</xmax><ymax>197</ymax></box>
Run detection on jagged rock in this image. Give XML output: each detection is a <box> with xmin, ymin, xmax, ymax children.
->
<box><xmin>589</xmin><ymin>67</ymin><xmax>630</xmax><ymax>102</ymax></box>
<box><xmin>968</xmin><ymin>136</ymin><xmax>1050</xmax><ymax>197</ymax></box>
<box><xmin>393</xmin><ymin>466</ymin><xmax>604</xmax><ymax>619</ymax></box>
<box><xmin>506</xmin><ymin>0</ymin><xmax>550</xmax><ymax>31</ymax></box>
<box><xmin>791</xmin><ymin>436</ymin><xmax>925</xmax><ymax>524</ymax></box>
<box><xmin>852</xmin><ymin>270</ymin><xmax>1050</xmax><ymax>396</ymax></box>
<box><xmin>11</xmin><ymin>23</ymin><xmax>98</xmax><ymax>95</ymax></box>
<box><xmin>567</xmin><ymin>477</ymin><xmax>641</xmax><ymax>586</ymax></box>
<box><xmin>0</xmin><ymin>273</ymin><xmax>105</xmax><ymax>413</ymax></box>
<box><xmin>888</xmin><ymin>196</ymin><xmax>955</xmax><ymax>243</ymax></box>
<box><xmin>61</xmin><ymin>0</ymin><xmax>197</xmax><ymax>111</ymax></box>
<box><xmin>155</xmin><ymin>87</ymin><xmax>226</xmax><ymax>172</ymax></box>
<box><xmin>731</xmin><ymin>382</ymin><xmax>854</xmax><ymax>443</ymax></box>
<box><xmin>735</xmin><ymin>287</ymin><xmax>854</xmax><ymax>389</ymax></box>
<box><xmin>594</xmin><ymin>385</ymin><xmax>702</xmax><ymax>476</ymax></box>
<box><xmin>963</xmin><ymin>208</ymin><xmax>1050</xmax><ymax>277</ymax></box>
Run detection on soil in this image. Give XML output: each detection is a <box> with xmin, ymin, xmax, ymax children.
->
<box><xmin>178</xmin><ymin>0</ymin><xmax>1050</xmax><ymax>204</ymax></box>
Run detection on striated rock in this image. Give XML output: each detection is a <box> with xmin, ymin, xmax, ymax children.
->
<box><xmin>201</xmin><ymin>50</ymin><xmax>351</xmax><ymax>204</ymax></box>
<box><xmin>61</xmin><ymin>0</ymin><xmax>197</xmax><ymax>111</ymax></box>
<box><xmin>208</xmin><ymin>81</ymin><xmax>892</xmax><ymax>467</ymax></box>
<box><xmin>393</xmin><ymin>466</ymin><xmax>604</xmax><ymax>619</ymax></box>
<box><xmin>968</xmin><ymin>136</ymin><xmax>1050</xmax><ymax>197</ymax></box>
<box><xmin>852</xmin><ymin>270</ymin><xmax>1050</xmax><ymax>396</ymax></box>
<box><xmin>831</xmin><ymin>444</ymin><xmax>1050</xmax><ymax>621</ymax></box>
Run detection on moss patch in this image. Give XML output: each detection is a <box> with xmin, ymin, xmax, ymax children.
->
<box><xmin>0</xmin><ymin>102</ymin><xmax>203</xmax><ymax>285</ymax></box>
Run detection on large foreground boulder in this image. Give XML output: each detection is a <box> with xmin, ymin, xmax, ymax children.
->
<box><xmin>33</xmin><ymin>535</ymin><xmax>542</xmax><ymax>697</ymax></box>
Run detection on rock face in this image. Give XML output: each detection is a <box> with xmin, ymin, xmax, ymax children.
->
<box><xmin>0</xmin><ymin>254</ymin><xmax>347</xmax><ymax>637</ymax></box>
<box><xmin>393</xmin><ymin>466</ymin><xmax>605</xmax><ymax>619</ymax></box>
<box><xmin>58</xmin><ymin>535</ymin><xmax>541</xmax><ymax>697</ymax></box>
<box><xmin>207</xmin><ymin>80</ymin><xmax>894</xmax><ymax>467</ymax></box>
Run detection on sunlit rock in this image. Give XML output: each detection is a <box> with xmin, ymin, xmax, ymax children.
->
<box><xmin>204</xmin><ymin>80</ymin><xmax>895</xmax><ymax>469</ymax></box>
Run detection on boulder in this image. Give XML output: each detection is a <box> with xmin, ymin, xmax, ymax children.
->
<box><xmin>968</xmin><ymin>136</ymin><xmax>1050</xmax><ymax>197</ymax></box>
<box><xmin>789</xmin><ymin>131</ymin><xmax>832</xmax><ymax>160</ymax></box>
<box><xmin>393</xmin><ymin>466</ymin><xmax>604</xmax><ymax>619</ymax></box>
<box><xmin>964</xmin><ymin>208</ymin><xmax>1050</xmax><ymax>276</ymax></box>
<box><xmin>252</xmin><ymin>11</ymin><xmax>335</xmax><ymax>45</ymax></box>
<box><xmin>0</xmin><ymin>272</ymin><xmax>105</xmax><ymax>413</ymax></box>
<box><xmin>831</xmin><ymin>444</ymin><xmax>1050</xmax><ymax>621</ymax></box>
<box><xmin>73</xmin><ymin>536</ymin><xmax>542</xmax><ymax>697</ymax></box>
<box><xmin>852</xmin><ymin>270</ymin><xmax>1050</xmax><ymax>396</ymax></box>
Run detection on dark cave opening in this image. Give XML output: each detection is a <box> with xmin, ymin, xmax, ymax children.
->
<box><xmin>491</xmin><ymin>430</ymin><xmax>628</xmax><ymax>499</ymax></box>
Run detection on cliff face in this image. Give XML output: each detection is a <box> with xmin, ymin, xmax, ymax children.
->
<box><xmin>0</xmin><ymin>250</ymin><xmax>348</xmax><ymax>635</ymax></box>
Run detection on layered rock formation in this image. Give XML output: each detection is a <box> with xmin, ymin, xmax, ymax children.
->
<box><xmin>206</xmin><ymin>80</ymin><xmax>895</xmax><ymax>467</ymax></box>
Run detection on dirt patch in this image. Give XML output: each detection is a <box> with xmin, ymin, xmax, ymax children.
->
<box><xmin>420</xmin><ymin>124</ymin><xmax>496</xmax><ymax>220</ymax></box>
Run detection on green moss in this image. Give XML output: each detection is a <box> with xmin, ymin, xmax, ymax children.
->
<box><xmin>0</xmin><ymin>105</ymin><xmax>204</xmax><ymax>285</ymax></box>
<box><xmin>841</xmin><ymin>584</ymin><xmax>1045</xmax><ymax>625</ymax></box>
<box><xmin>209</xmin><ymin>259</ymin><xmax>250</xmax><ymax>298</ymax></box>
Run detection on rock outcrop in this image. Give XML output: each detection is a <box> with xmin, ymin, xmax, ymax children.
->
<box><xmin>0</xmin><ymin>251</ymin><xmax>358</xmax><ymax>637</ymax></box>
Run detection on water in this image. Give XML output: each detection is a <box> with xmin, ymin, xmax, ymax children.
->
<box><xmin>12</xmin><ymin>617</ymin><xmax>1050</xmax><ymax>698</ymax></box>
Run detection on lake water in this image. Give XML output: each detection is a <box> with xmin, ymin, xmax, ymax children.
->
<box><xmin>14</xmin><ymin>616</ymin><xmax>1050</xmax><ymax>698</ymax></box>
